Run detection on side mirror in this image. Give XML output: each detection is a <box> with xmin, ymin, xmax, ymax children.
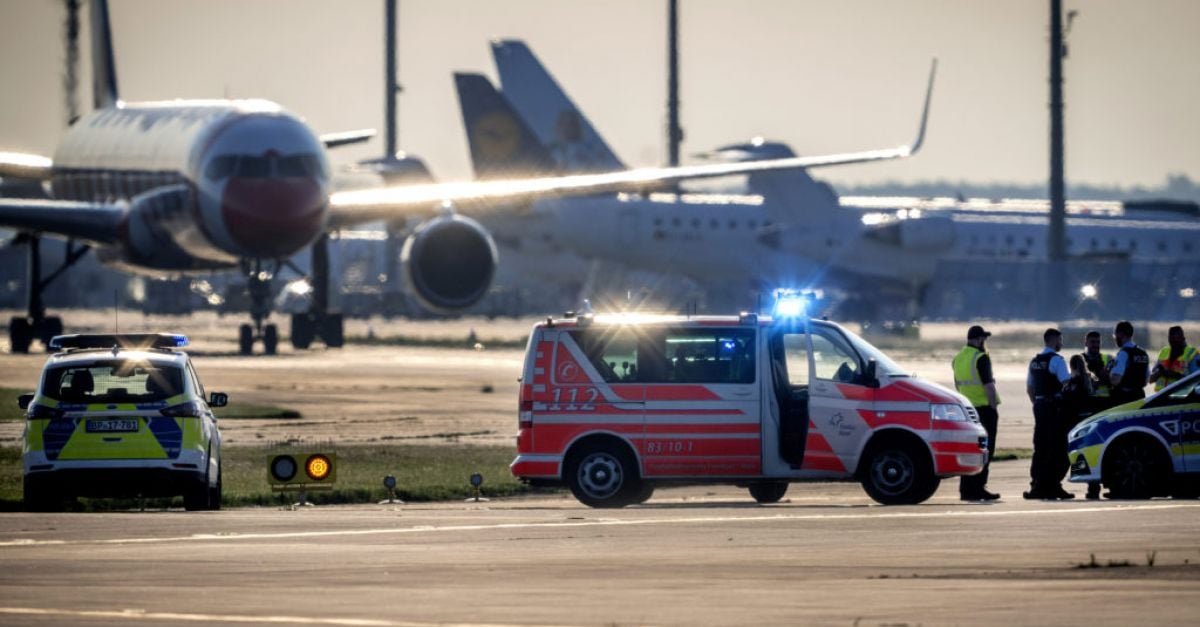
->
<box><xmin>862</xmin><ymin>359</ymin><xmax>880</xmax><ymax>388</ymax></box>
<box><xmin>209</xmin><ymin>392</ymin><xmax>228</xmax><ymax>408</ymax></box>
<box><xmin>17</xmin><ymin>393</ymin><xmax>34</xmax><ymax>410</ymax></box>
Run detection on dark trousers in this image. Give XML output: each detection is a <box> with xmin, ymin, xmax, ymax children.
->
<box><xmin>960</xmin><ymin>405</ymin><xmax>998</xmax><ymax>496</ymax></box>
<box><xmin>1030</xmin><ymin>399</ymin><xmax>1069</xmax><ymax>491</ymax></box>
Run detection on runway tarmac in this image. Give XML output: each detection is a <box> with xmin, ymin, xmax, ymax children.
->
<box><xmin>0</xmin><ymin>461</ymin><xmax>1197</xmax><ymax>626</ymax></box>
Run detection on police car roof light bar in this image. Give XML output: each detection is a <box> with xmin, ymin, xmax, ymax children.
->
<box><xmin>49</xmin><ymin>333</ymin><xmax>190</xmax><ymax>350</ymax></box>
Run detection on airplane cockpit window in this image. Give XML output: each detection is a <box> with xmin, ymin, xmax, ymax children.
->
<box><xmin>205</xmin><ymin>155</ymin><xmax>236</xmax><ymax>181</ymax></box>
<box><xmin>236</xmin><ymin>156</ymin><xmax>270</xmax><ymax>178</ymax></box>
<box><xmin>206</xmin><ymin>153</ymin><xmax>325</xmax><ymax>181</ymax></box>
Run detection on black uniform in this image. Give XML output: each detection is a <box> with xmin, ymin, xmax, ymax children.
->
<box><xmin>1028</xmin><ymin>352</ymin><xmax>1069</xmax><ymax>495</ymax></box>
<box><xmin>1110</xmin><ymin>345</ymin><xmax>1150</xmax><ymax>406</ymax></box>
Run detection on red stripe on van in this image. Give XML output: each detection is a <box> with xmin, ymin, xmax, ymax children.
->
<box><xmin>858</xmin><ymin>410</ymin><xmax>929</xmax><ymax>430</ymax></box>
<box><xmin>643</xmin><ymin>456</ymin><xmax>761</xmax><ymax>477</ymax></box>
<box><xmin>644</xmin><ymin>422</ymin><xmax>760</xmax><ymax>435</ymax></box>
<box><xmin>640</xmin><ymin>438</ymin><xmax>761</xmax><ymax>457</ymax></box>
<box><xmin>800</xmin><ymin>452</ymin><xmax>846</xmax><ymax>473</ymax></box>
<box><xmin>511</xmin><ymin>460</ymin><xmax>559</xmax><ymax>478</ymax></box>
<box><xmin>644</xmin><ymin>385</ymin><xmax>721</xmax><ymax>401</ymax></box>
<box><xmin>835</xmin><ymin>384</ymin><xmax>874</xmax><ymax>401</ymax></box>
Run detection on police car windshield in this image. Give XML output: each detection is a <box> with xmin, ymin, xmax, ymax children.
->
<box><xmin>41</xmin><ymin>360</ymin><xmax>184</xmax><ymax>404</ymax></box>
<box><xmin>836</xmin><ymin>326</ymin><xmax>911</xmax><ymax>377</ymax></box>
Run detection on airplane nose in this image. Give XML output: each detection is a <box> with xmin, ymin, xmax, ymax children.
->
<box><xmin>221</xmin><ymin>177</ymin><xmax>327</xmax><ymax>257</ymax></box>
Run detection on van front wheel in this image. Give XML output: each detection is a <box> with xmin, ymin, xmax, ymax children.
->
<box><xmin>566</xmin><ymin>441</ymin><xmax>640</xmax><ymax>508</ymax></box>
<box><xmin>861</xmin><ymin>441</ymin><xmax>939</xmax><ymax>505</ymax></box>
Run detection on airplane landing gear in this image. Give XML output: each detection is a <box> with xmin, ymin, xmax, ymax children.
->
<box><xmin>238</xmin><ymin>260</ymin><xmax>280</xmax><ymax>355</ymax></box>
<box><xmin>8</xmin><ymin>236</ymin><xmax>87</xmax><ymax>353</ymax></box>
<box><xmin>289</xmin><ymin>234</ymin><xmax>343</xmax><ymax>350</ymax></box>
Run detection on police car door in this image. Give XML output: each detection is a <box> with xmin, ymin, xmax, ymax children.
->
<box><xmin>804</xmin><ymin>324</ymin><xmax>875</xmax><ymax>477</ymax></box>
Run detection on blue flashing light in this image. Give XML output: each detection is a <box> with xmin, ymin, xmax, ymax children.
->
<box><xmin>49</xmin><ymin>333</ymin><xmax>190</xmax><ymax>350</ymax></box>
<box><xmin>168</xmin><ymin>334</ymin><xmax>189</xmax><ymax>348</ymax></box>
<box><xmin>772</xmin><ymin>288</ymin><xmax>810</xmax><ymax>318</ymax></box>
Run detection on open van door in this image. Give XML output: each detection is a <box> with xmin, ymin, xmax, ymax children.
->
<box><xmin>766</xmin><ymin>319</ymin><xmax>812</xmax><ymax>470</ymax></box>
<box><xmin>803</xmin><ymin>323</ymin><xmax>877</xmax><ymax>475</ymax></box>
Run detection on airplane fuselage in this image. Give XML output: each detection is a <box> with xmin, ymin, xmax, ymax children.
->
<box><xmin>47</xmin><ymin>100</ymin><xmax>330</xmax><ymax>274</ymax></box>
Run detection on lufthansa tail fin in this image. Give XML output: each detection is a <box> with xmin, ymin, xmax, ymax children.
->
<box><xmin>454</xmin><ymin>72</ymin><xmax>557</xmax><ymax>180</ymax></box>
<box><xmin>90</xmin><ymin>0</ymin><xmax>120</xmax><ymax>109</ymax></box>
<box><xmin>491</xmin><ymin>39</ymin><xmax>625</xmax><ymax>173</ymax></box>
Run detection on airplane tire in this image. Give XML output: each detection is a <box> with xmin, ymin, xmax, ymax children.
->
<box><xmin>39</xmin><ymin>317</ymin><xmax>64</xmax><ymax>351</ymax></box>
<box><xmin>238</xmin><ymin>324</ymin><xmax>254</xmax><ymax>355</ymax></box>
<box><xmin>290</xmin><ymin>315</ymin><xmax>314</xmax><ymax>350</ymax></box>
<box><xmin>9</xmin><ymin>318</ymin><xmax>32</xmax><ymax>354</ymax></box>
<box><xmin>263</xmin><ymin>324</ymin><xmax>279</xmax><ymax>355</ymax></box>
<box><xmin>322</xmin><ymin>313</ymin><xmax>344</xmax><ymax>348</ymax></box>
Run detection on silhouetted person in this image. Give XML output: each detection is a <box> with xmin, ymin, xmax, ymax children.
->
<box><xmin>1024</xmin><ymin>328</ymin><xmax>1073</xmax><ymax>500</ymax></box>
<box><xmin>1109</xmin><ymin>321</ymin><xmax>1150</xmax><ymax>406</ymax></box>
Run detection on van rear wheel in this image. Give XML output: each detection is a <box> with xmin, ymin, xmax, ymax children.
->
<box><xmin>861</xmin><ymin>440</ymin><xmax>939</xmax><ymax>505</ymax></box>
<box><xmin>566</xmin><ymin>441</ymin><xmax>640</xmax><ymax>508</ymax></box>
<box><xmin>748</xmin><ymin>481</ymin><xmax>789</xmax><ymax>504</ymax></box>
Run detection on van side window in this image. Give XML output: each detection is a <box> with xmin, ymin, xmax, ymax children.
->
<box><xmin>811</xmin><ymin>330</ymin><xmax>861</xmax><ymax>383</ymax></box>
<box><xmin>568</xmin><ymin>329</ymin><xmax>639</xmax><ymax>383</ymax></box>
<box><xmin>647</xmin><ymin>328</ymin><xmax>755</xmax><ymax>384</ymax></box>
<box><xmin>781</xmin><ymin>334</ymin><xmax>809</xmax><ymax>386</ymax></box>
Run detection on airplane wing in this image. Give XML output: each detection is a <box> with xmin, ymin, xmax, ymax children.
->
<box><xmin>320</xmin><ymin>129</ymin><xmax>376</xmax><ymax>149</ymax></box>
<box><xmin>328</xmin><ymin>142</ymin><xmax>919</xmax><ymax>227</ymax></box>
<box><xmin>0</xmin><ymin>198</ymin><xmax>125</xmax><ymax>243</ymax></box>
<box><xmin>0</xmin><ymin>151</ymin><xmax>54</xmax><ymax>180</ymax></box>
<box><xmin>329</xmin><ymin>60</ymin><xmax>936</xmax><ymax>229</ymax></box>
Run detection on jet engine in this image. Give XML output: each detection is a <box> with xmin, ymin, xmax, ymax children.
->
<box><xmin>401</xmin><ymin>214</ymin><xmax>498</xmax><ymax>313</ymax></box>
<box><xmin>865</xmin><ymin>215</ymin><xmax>956</xmax><ymax>250</ymax></box>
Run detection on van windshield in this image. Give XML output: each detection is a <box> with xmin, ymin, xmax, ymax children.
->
<box><xmin>41</xmin><ymin>360</ymin><xmax>185</xmax><ymax>404</ymax></box>
<box><xmin>836</xmin><ymin>326</ymin><xmax>911</xmax><ymax>377</ymax></box>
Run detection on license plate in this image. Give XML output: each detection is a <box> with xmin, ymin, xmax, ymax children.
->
<box><xmin>86</xmin><ymin>419</ymin><xmax>139</xmax><ymax>433</ymax></box>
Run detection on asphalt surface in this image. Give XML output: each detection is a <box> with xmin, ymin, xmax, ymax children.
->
<box><xmin>1</xmin><ymin>460</ymin><xmax>1197</xmax><ymax>627</ymax></box>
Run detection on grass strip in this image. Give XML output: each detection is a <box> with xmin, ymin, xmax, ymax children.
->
<box><xmin>993</xmin><ymin>447</ymin><xmax>1033</xmax><ymax>461</ymax></box>
<box><xmin>0</xmin><ymin>388</ymin><xmax>299</xmax><ymax>421</ymax></box>
<box><xmin>0</xmin><ymin>443</ymin><xmax>542</xmax><ymax>511</ymax></box>
<box><xmin>345</xmin><ymin>334</ymin><xmax>527</xmax><ymax>350</ymax></box>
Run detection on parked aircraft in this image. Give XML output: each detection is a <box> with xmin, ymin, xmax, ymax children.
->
<box><xmin>477</xmin><ymin>39</ymin><xmax>1200</xmax><ymax>321</ymax></box>
<box><xmin>0</xmin><ymin>2</ymin><xmax>928</xmax><ymax>354</ymax></box>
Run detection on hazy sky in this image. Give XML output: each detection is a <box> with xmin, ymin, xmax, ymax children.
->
<box><xmin>1</xmin><ymin>0</ymin><xmax>1197</xmax><ymax>189</ymax></box>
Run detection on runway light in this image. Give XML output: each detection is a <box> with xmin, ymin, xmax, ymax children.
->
<box><xmin>305</xmin><ymin>454</ymin><xmax>332</xmax><ymax>481</ymax></box>
<box><xmin>1079</xmin><ymin>283</ymin><xmax>1098</xmax><ymax>300</ymax></box>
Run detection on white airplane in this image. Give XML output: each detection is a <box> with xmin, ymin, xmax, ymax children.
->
<box><xmin>0</xmin><ymin>1</ymin><xmax>929</xmax><ymax>354</ymax></box>
<box><xmin>475</xmin><ymin>39</ymin><xmax>1200</xmax><ymax>321</ymax></box>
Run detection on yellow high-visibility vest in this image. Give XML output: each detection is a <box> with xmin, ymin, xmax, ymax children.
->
<box><xmin>1155</xmin><ymin>344</ymin><xmax>1198</xmax><ymax>391</ymax></box>
<box><xmin>953</xmin><ymin>345</ymin><xmax>996</xmax><ymax>407</ymax></box>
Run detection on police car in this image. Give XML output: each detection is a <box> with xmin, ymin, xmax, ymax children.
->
<box><xmin>1067</xmin><ymin>370</ymin><xmax>1200</xmax><ymax>498</ymax></box>
<box><xmin>511</xmin><ymin>294</ymin><xmax>990</xmax><ymax>507</ymax></box>
<box><xmin>18</xmin><ymin>334</ymin><xmax>226</xmax><ymax>511</ymax></box>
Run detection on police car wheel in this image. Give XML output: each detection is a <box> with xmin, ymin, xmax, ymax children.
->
<box><xmin>566</xmin><ymin>442</ymin><xmax>640</xmax><ymax>508</ymax></box>
<box><xmin>208</xmin><ymin>465</ymin><xmax>223</xmax><ymax>511</ymax></box>
<box><xmin>861</xmin><ymin>441</ymin><xmax>939</xmax><ymax>505</ymax></box>
<box><xmin>748</xmin><ymin>481</ymin><xmax>789</xmax><ymax>504</ymax></box>
<box><xmin>1104</xmin><ymin>435</ymin><xmax>1170</xmax><ymax>500</ymax></box>
<box><xmin>22</xmin><ymin>476</ymin><xmax>62</xmax><ymax>512</ymax></box>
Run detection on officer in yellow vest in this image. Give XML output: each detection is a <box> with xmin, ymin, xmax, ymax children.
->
<box><xmin>1149</xmin><ymin>326</ymin><xmax>1198</xmax><ymax>392</ymax></box>
<box><xmin>952</xmin><ymin>325</ymin><xmax>1000</xmax><ymax>501</ymax></box>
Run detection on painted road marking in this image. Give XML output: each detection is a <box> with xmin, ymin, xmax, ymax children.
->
<box><xmin>1</xmin><ymin>502</ymin><xmax>1197</xmax><ymax>548</ymax></box>
<box><xmin>0</xmin><ymin>607</ymin><xmax>558</xmax><ymax>627</ymax></box>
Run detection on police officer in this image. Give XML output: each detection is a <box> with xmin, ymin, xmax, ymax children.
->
<box><xmin>1149</xmin><ymin>326</ymin><xmax>1198</xmax><ymax>392</ymax></box>
<box><xmin>952</xmin><ymin>325</ymin><xmax>1000</xmax><ymax>501</ymax></box>
<box><xmin>1024</xmin><ymin>328</ymin><xmax>1073</xmax><ymax>500</ymax></box>
<box><xmin>1109</xmin><ymin>320</ymin><xmax>1150</xmax><ymax>406</ymax></box>
<box><xmin>1077</xmin><ymin>330</ymin><xmax>1114</xmax><ymax>500</ymax></box>
<box><xmin>1080</xmin><ymin>331</ymin><xmax>1113</xmax><ymax>400</ymax></box>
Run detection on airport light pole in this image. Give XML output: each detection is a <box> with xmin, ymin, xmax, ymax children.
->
<box><xmin>1048</xmin><ymin>0</ymin><xmax>1067</xmax><ymax>261</ymax></box>
<box><xmin>667</xmin><ymin>0</ymin><xmax>683</xmax><ymax>168</ymax></box>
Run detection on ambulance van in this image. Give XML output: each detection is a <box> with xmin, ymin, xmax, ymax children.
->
<box><xmin>512</xmin><ymin>307</ymin><xmax>988</xmax><ymax>507</ymax></box>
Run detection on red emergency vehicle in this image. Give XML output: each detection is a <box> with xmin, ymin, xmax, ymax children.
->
<box><xmin>512</xmin><ymin>308</ymin><xmax>988</xmax><ymax>507</ymax></box>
